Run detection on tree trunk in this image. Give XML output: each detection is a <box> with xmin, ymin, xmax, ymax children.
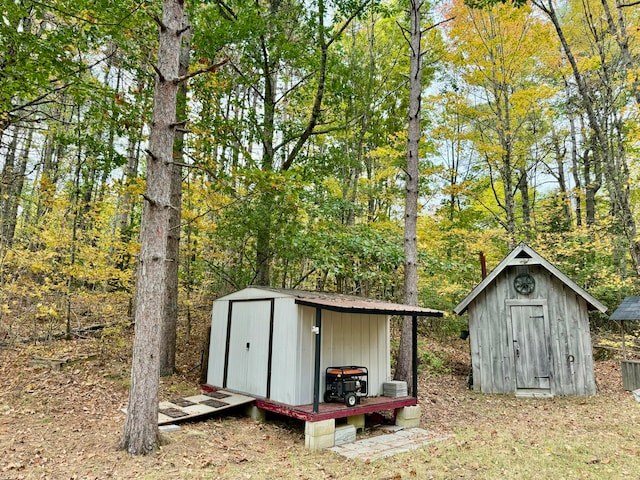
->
<box><xmin>551</xmin><ymin>128</ymin><xmax>572</xmax><ymax>229</ymax></box>
<box><xmin>600</xmin><ymin>0</ymin><xmax>640</xmax><ymax>105</ymax></box>
<box><xmin>120</xmin><ymin>0</ymin><xmax>184</xmax><ymax>456</ymax></box>
<box><xmin>118</xmin><ymin>131</ymin><xmax>143</xmax><ymax>245</ymax></box>
<box><xmin>160</xmin><ymin>10</ymin><xmax>190</xmax><ymax>377</ymax></box>
<box><xmin>36</xmin><ymin>106</ymin><xmax>68</xmax><ymax>220</ymax></box>
<box><xmin>254</xmin><ymin>0</ymin><xmax>278</xmax><ymax>286</ymax></box>
<box><xmin>0</xmin><ymin>129</ymin><xmax>20</xmax><ymax>251</ymax></box>
<box><xmin>566</xmin><ymin>91</ymin><xmax>582</xmax><ymax>227</ymax></box>
<box><xmin>395</xmin><ymin>0</ymin><xmax>421</xmax><ymax>390</ymax></box>
<box><xmin>583</xmin><ymin>149</ymin><xmax>598</xmax><ymax>227</ymax></box>
<box><xmin>518</xmin><ymin>167</ymin><xmax>531</xmax><ymax>239</ymax></box>
<box><xmin>6</xmin><ymin>128</ymin><xmax>30</xmax><ymax>246</ymax></box>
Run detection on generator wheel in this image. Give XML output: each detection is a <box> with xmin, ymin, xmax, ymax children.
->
<box><xmin>345</xmin><ymin>393</ymin><xmax>357</xmax><ymax>407</ymax></box>
<box><xmin>324</xmin><ymin>391</ymin><xmax>332</xmax><ymax>403</ymax></box>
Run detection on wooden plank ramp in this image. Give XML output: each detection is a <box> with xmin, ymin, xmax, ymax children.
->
<box><xmin>157</xmin><ymin>390</ymin><xmax>255</xmax><ymax>425</ymax></box>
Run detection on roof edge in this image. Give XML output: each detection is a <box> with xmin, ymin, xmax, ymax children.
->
<box><xmin>453</xmin><ymin>242</ymin><xmax>607</xmax><ymax>315</ymax></box>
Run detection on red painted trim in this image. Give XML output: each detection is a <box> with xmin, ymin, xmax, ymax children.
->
<box><xmin>254</xmin><ymin>397</ymin><xmax>418</xmax><ymax>422</ymax></box>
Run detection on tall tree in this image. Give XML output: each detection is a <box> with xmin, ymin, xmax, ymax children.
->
<box><xmin>160</xmin><ymin>9</ymin><xmax>191</xmax><ymax>377</ymax></box>
<box><xmin>394</xmin><ymin>0</ymin><xmax>423</xmax><ymax>388</ymax></box>
<box><xmin>194</xmin><ymin>0</ymin><xmax>372</xmax><ymax>287</ymax></box>
<box><xmin>120</xmin><ymin>0</ymin><xmax>186</xmax><ymax>455</ymax></box>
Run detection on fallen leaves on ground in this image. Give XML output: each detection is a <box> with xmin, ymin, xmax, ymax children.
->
<box><xmin>0</xmin><ymin>336</ymin><xmax>638</xmax><ymax>479</ymax></box>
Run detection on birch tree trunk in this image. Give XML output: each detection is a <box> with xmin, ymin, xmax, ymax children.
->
<box><xmin>395</xmin><ymin>0</ymin><xmax>421</xmax><ymax>390</ymax></box>
<box><xmin>120</xmin><ymin>0</ymin><xmax>184</xmax><ymax>456</ymax></box>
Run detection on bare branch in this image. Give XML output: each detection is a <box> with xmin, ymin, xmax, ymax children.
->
<box><xmin>175</xmin><ymin>57</ymin><xmax>230</xmax><ymax>84</ymax></box>
<box><xmin>396</xmin><ymin>20</ymin><xmax>411</xmax><ymax>42</ymax></box>
<box><xmin>327</xmin><ymin>0</ymin><xmax>372</xmax><ymax>48</ymax></box>
<box><xmin>141</xmin><ymin>193</ymin><xmax>157</xmax><ymax>206</ymax></box>
<box><xmin>422</xmin><ymin>16</ymin><xmax>455</xmax><ymax>34</ymax></box>
<box><xmin>144</xmin><ymin>149</ymin><xmax>158</xmax><ymax>162</ymax></box>
<box><xmin>177</xmin><ymin>24</ymin><xmax>191</xmax><ymax>36</ymax></box>
<box><xmin>150</xmin><ymin>63</ymin><xmax>165</xmax><ymax>82</ymax></box>
<box><xmin>228</xmin><ymin>61</ymin><xmax>263</xmax><ymax>99</ymax></box>
<box><xmin>148</xmin><ymin>12</ymin><xmax>166</xmax><ymax>30</ymax></box>
<box><xmin>215</xmin><ymin>0</ymin><xmax>238</xmax><ymax>21</ymax></box>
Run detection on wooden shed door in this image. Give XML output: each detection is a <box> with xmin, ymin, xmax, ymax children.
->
<box><xmin>510</xmin><ymin>305</ymin><xmax>550</xmax><ymax>390</ymax></box>
<box><xmin>226</xmin><ymin>300</ymin><xmax>272</xmax><ymax>397</ymax></box>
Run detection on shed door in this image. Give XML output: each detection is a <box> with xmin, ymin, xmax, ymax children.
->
<box><xmin>226</xmin><ymin>300</ymin><xmax>272</xmax><ymax>397</ymax></box>
<box><xmin>510</xmin><ymin>304</ymin><xmax>550</xmax><ymax>390</ymax></box>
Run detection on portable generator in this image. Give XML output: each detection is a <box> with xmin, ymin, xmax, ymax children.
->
<box><xmin>323</xmin><ymin>366</ymin><xmax>368</xmax><ymax>407</ymax></box>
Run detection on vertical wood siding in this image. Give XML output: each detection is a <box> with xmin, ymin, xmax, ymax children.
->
<box><xmin>469</xmin><ymin>265</ymin><xmax>596</xmax><ymax>396</ymax></box>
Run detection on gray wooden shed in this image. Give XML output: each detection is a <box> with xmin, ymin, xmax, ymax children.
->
<box><xmin>207</xmin><ymin>287</ymin><xmax>443</xmax><ymax>410</ymax></box>
<box><xmin>454</xmin><ymin>243</ymin><xmax>607</xmax><ymax>397</ymax></box>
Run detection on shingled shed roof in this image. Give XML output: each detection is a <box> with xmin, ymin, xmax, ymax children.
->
<box><xmin>610</xmin><ymin>297</ymin><xmax>640</xmax><ymax>321</ymax></box>
<box><xmin>255</xmin><ymin>287</ymin><xmax>444</xmax><ymax>317</ymax></box>
<box><xmin>453</xmin><ymin>242</ymin><xmax>607</xmax><ymax>315</ymax></box>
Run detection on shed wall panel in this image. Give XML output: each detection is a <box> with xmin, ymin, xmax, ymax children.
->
<box><xmin>207</xmin><ymin>300</ymin><xmax>229</xmax><ymax>387</ymax></box>
<box><xmin>472</xmin><ymin>275</ymin><xmax>515</xmax><ymax>394</ymax></box>
<box><xmin>547</xmin><ymin>276</ymin><xmax>566</xmax><ymax>394</ymax></box>
<box><xmin>295</xmin><ymin>306</ymin><xmax>316</xmax><ymax>406</ymax></box>
<box><xmin>225</xmin><ymin>300</ymin><xmax>272</xmax><ymax>396</ymax></box>
<box><xmin>562</xmin><ymin>288</ymin><xmax>580</xmax><ymax>395</ymax></box>
<box><xmin>269</xmin><ymin>298</ymin><xmax>299</xmax><ymax>404</ymax></box>
<box><xmin>293</xmin><ymin>308</ymin><xmax>389</xmax><ymax>406</ymax></box>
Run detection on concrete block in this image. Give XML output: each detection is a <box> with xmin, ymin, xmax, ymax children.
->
<box><xmin>396</xmin><ymin>416</ymin><xmax>420</xmax><ymax>428</ymax></box>
<box><xmin>395</xmin><ymin>405</ymin><xmax>421</xmax><ymax>428</ymax></box>
<box><xmin>347</xmin><ymin>413</ymin><xmax>365</xmax><ymax>432</ymax></box>
<box><xmin>158</xmin><ymin>424</ymin><xmax>181</xmax><ymax>433</ymax></box>
<box><xmin>305</xmin><ymin>433</ymin><xmax>335</xmax><ymax>450</ymax></box>
<box><xmin>305</xmin><ymin>419</ymin><xmax>335</xmax><ymax>437</ymax></box>
<box><xmin>305</xmin><ymin>419</ymin><xmax>336</xmax><ymax>450</ymax></box>
<box><xmin>396</xmin><ymin>405</ymin><xmax>421</xmax><ymax>420</ymax></box>
<box><xmin>245</xmin><ymin>404</ymin><xmax>266</xmax><ymax>421</ymax></box>
<box><xmin>334</xmin><ymin>424</ymin><xmax>356</xmax><ymax>446</ymax></box>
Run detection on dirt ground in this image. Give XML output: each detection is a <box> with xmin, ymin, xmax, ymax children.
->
<box><xmin>1</xmin><ymin>337</ymin><xmax>639</xmax><ymax>479</ymax></box>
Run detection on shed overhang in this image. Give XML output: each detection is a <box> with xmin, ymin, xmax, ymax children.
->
<box><xmin>293</xmin><ymin>296</ymin><xmax>444</xmax><ymax>317</ymax></box>
<box><xmin>215</xmin><ymin>287</ymin><xmax>444</xmax><ymax>318</ymax></box>
<box><xmin>610</xmin><ymin>296</ymin><xmax>640</xmax><ymax>321</ymax></box>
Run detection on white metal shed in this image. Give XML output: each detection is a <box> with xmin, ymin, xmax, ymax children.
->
<box><xmin>207</xmin><ymin>287</ymin><xmax>443</xmax><ymax>410</ymax></box>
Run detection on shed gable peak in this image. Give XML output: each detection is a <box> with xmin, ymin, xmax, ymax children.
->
<box><xmin>453</xmin><ymin>242</ymin><xmax>606</xmax><ymax>315</ymax></box>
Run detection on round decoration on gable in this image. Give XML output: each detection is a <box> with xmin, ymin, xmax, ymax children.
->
<box><xmin>514</xmin><ymin>273</ymin><xmax>535</xmax><ymax>295</ymax></box>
